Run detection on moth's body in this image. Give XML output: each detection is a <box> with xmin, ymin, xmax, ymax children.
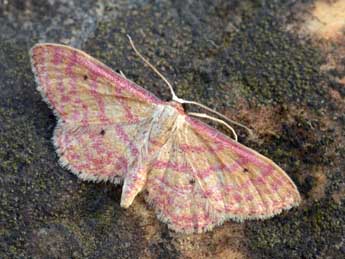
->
<box><xmin>120</xmin><ymin>102</ymin><xmax>186</xmax><ymax>208</ymax></box>
<box><xmin>30</xmin><ymin>43</ymin><xmax>301</xmax><ymax>233</ymax></box>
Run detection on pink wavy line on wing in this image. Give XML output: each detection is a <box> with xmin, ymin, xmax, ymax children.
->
<box><xmin>65</xmin><ymin>48</ymin><xmax>77</xmax><ymax>77</ymax></box>
<box><xmin>150</xmin><ymin>194</ymin><xmax>245</xmax><ymax>222</ymax></box>
<box><xmin>196</xmin><ymin>162</ymin><xmax>241</xmax><ymax>179</ymax></box>
<box><xmin>241</xmin><ymin>166</ymin><xmax>281</xmax><ymax>210</ymax></box>
<box><xmin>152</xmin><ymin>160</ymin><xmax>193</xmax><ymax>173</ymax></box>
<box><xmin>114</xmin><ymin>156</ymin><xmax>128</xmax><ymax>171</ymax></box>
<box><xmin>149</xmin><ymin>177</ymin><xmax>194</xmax><ymax>193</ymax></box>
<box><xmin>65</xmin><ymin>51</ymin><xmax>82</xmax><ymax>122</ymax></box>
<box><xmin>179</xmin><ymin>143</ymin><xmax>225</xmax><ymax>153</ymax></box>
<box><xmin>151</xmin><ymin>159</ymin><xmax>242</xmax><ymax>179</ymax></box>
<box><xmin>59</xmin><ymin>131</ymin><xmax>99</xmax><ymax>172</ymax></box>
<box><xmin>150</xmin><ymin>140</ymin><xmax>225</xmax><ymax>154</ymax></box>
<box><xmin>76</xmin><ymin>53</ymin><xmax>163</xmax><ymax>105</ymax></box>
<box><xmin>78</xmin><ymin>155</ymin><xmax>112</xmax><ymax>172</ymax></box>
<box><xmin>89</xmin><ymin>74</ymin><xmax>110</xmax><ymax>123</ymax></box>
<box><xmin>148</xmin><ymin>167</ymin><xmax>285</xmax><ymax>205</ymax></box>
<box><xmin>81</xmin><ymin>147</ymin><xmax>127</xmax><ymax>176</ymax></box>
<box><xmin>150</xmin><ymin>139</ymin><xmax>215</xmax><ymax>152</ymax></box>
<box><xmin>69</xmin><ymin>153</ymin><xmax>81</xmax><ymax>161</ymax></box>
<box><xmin>149</xmin><ymin>174</ymin><xmax>289</xmax><ymax>220</ymax></box>
<box><xmin>152</xmin><ymin>184</ymin><xmax>279</xmax><ymax>218</ymax></box>
<box><xmin>148</xmin><ymin>196</ymin><xmax>213</xmax><ymax>227</ymax></box>
<box><xmin>79</xmin><ymin>133</ymin><xmax>111</xmax><ymax>171</ymax></box>
<box><xmin>55</xmin><ymin>48</ymin><xmax>68</xmax><ymax>112</ymax></box>
<box><xmin>36</xmin><ymin>48</ymin><xmax>59</xmax><ymax>113</ymax></box>
<box><xmin>149</xmin><ymin>177</ymin><xmax>291</xmax><ymax>220</ymax></box>
<box><xmin>90</xmin><ymin>136</ymin><xmax>108</xmax><ymax>154</ymax></box>
<box><xmin>66</xmin><ymin>47</ymin><xmax>146</xmax><ymax>124</ymax></box>
<box><xmin>223</xmin><ymin>198</ymin><xmax>291</xmax><ymax>215</ymax></box>
<box><xmin>186</xmin><ymin>116</ymin><xmax>270</xmax><ymax>168</ymax></box>
<box><xmin>114</xmin><ymin>82</ymin><xmax>140</xmax><ymax>123</ymax></box>
<box><xmin>149</xmin><ymin>168</ymin><xmax>277</xmax><ymax>196</ymax></box>
<box><xmin>115</xmin><ymin>125</ymin><xmax>139</xmax><ymax>156</ymax></box>
<box><xmin>64</xmin><ymin>50</ymin><xmax>90</xmax><ymax>125</ymax></box>
<box><xmin>56</xmin><ymin>125</ymin><xmax>127</xmax><ymax>177</ymax></box>
<box><xmin>53</xmin><ymin>46</ymin><xmax>62</xmax><ymax>65</ymax></box>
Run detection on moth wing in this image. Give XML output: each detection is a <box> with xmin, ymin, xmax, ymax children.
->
<box><xmin>54</xmin><ymin>120</ymin><xmax>156</xmax><ymax>183</ymax></box>
<box><xmin>30</xmin><ymin>43</ymin><xmax>162</xmax><ymax>125</ymax></box>
<box><xmin>145</xmin><ymin>115</ymin><xmax>301</xmax><ymax>233</ymax></box>
<box><xmin>30</xmin><ymin>43</ymin><xmax>162</xmax><ymax>182</ymax></box>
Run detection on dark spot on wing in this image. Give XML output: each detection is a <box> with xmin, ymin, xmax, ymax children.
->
<box><xmin>83</xmin><ymin>75</ymin><xmax>88</xmax><ymax>80</ymax></box>
<box><xmin>100</xmin><ymin>129</ymin><xmax>105</xmax><ymax>135</ymax></box>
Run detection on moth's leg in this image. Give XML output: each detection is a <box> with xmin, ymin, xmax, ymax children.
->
<box><xmin>187</xmin><ymin>112</ymin><xmax>238</xmax><ymax>141</ymax></box>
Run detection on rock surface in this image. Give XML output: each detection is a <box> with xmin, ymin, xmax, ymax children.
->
<box><xmin>1</xmin><ymin>0</ymin><xmax>344</xmax><ymax>258</ymax></box>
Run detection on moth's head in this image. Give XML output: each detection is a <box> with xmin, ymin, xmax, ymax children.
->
<box><xmin>168</xmin><ymin>101</ymin><xmax>185</xmax><ymax>114</ymax></box>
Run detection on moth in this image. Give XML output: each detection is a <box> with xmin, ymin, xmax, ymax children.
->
<box><xmin>30</xmin><ymin>37</ymin><xmax>301</xmax><ymax>233</ymax></box>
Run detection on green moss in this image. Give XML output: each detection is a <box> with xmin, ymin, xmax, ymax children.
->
<box><xmin>89</xmin><ymin>1</ymin><xmax>328</xmax><ymax>112</ymax></box>
<box><xmin>0</xmin><ymin>107</ymin><xmax>42</xmax><ymax>173</ymax></box>
<box><xmin>247</xmin><ymin>200</ymin><xmax>345</xmax><ymax>258</ymax></box>
<box><xmin>221</xmin><ymin>14</ymin><xmax>326</xmax><ymax>108</ymax></box>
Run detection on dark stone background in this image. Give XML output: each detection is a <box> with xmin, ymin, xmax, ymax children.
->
<box><xmin>1</xmin><ymin>0</ymin><xmax>344</xmax><ymax>258</ymax></box>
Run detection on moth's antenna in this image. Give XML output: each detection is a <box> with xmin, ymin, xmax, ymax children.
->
<box><xmin>127</xmin><ymin>35</ymin><xmax>178</xmax><ymax>101</ymax></box>
<box><xmin>127</xmin><ymin>34</ymin><xmax>253</xmax><ymax>137</ymax></box>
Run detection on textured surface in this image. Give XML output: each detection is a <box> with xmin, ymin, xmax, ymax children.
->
<box><xmin>30</xmin><ymin>44</ymin><xmax>161</xmax><ymax>185</ymax></box>
<box><xmin>31</xmin><ymin>44</ymin><xmax>300</xmax><ymax>233</ymax></box>
<box><xmin>146</xmin><ymin>114</ymin><xmax>300</xmax><ymax>233</ymax></box>
<box><xmin>1</xmin><ymin>0</ymin><xmax>345</xmax><ymax>258</ymax></box>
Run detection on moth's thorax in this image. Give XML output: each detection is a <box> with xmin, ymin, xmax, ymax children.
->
<box><xmin>167</xmin><ymin>101</ymin><xmax>185</xmax><ymax>114</ymax></box>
